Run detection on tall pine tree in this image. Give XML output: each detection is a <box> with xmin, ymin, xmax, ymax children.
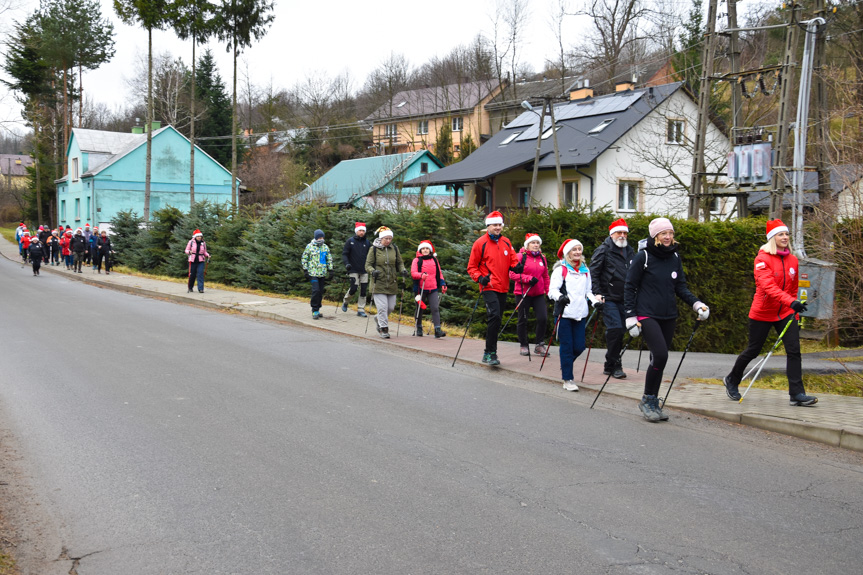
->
<box><xmin>194</xmin><ymin>49</ymin><xmax>233</xmax><ymax>168</ymax></box>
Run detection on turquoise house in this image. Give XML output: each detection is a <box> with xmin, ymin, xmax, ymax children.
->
<box><xmin>289</xmin><ymin>151</ymin><xmax>454</xmax><ymax>209</ymax></box>
<box><xmin>56</xmin><ymin>125</ymin><xmax>234</xmax><ymax>230</ymax></box>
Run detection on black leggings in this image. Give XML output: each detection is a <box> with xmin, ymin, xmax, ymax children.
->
<box><xmin>640</xmin><ymin>317</ymin><xmax>677</xmax><ymax>396</ymax></box>
<box><xmin>482</xmin><ymin>291</ymin><xmax>507</xmax><ymax>353</ymax></box>
<box><xmin>728</xmin><ymin>314</ymin><xmax>804</xmax><ymax>396</ymax></box>
<box><xmin>516</xmin><ymin>294</ymin><xmax>548</xmax><ymax>346</ymax></box>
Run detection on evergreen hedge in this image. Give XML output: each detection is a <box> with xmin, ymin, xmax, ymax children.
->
<box><xmin>112</xmin><ymin>203</ymin><xmax>772</xmax><ymax>354</ymax></box>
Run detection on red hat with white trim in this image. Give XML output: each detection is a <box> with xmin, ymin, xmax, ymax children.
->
<box><xmin>375</xmin><ymin>226</ymin><xmax>393</xmax><ymax>238</ymax></box>
<box><xmin>557</xmin><ymin>238</ymin><xmax>583</xmax><ymax>260</ymax></box>
<box><xmin>417</xmin><ymin>240</ymin><xmax>436</xmax><ymax>256</ymax></box>
<box><xmin>193</xmin><ymin>229</ymin><xmax>203</xmax><ymax>238</ymax></box>
<box><xmin>609</xmin><ymin>218</ymin><xmax>629</xmax><ymax>235</ymax></box>
<box><xmin>355</xmin><ymin>222</ymin><xmax>366</xmax><ymax>233</ymax></box>
<box><xmin>766</xmin><ymin>219</ymin><xmax>788</xmax><ymax>240</ymax></box>
<box><xmin>485</xmin><ymin>211</ymin><xmax>504</xmax><ymax>226</ymax></box>
<box><xmin>524</xmin><ymin>233</ymin><xmax>542</xmax><ymax>249</ymax></box>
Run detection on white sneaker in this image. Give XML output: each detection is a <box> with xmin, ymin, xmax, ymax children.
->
<box><xmin>563</xmin><ymin>380</ymin><xmax>579</xmax><ymax>392</ymax></box>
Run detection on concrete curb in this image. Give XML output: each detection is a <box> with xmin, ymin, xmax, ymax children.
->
<box><xmin>3</xmin><ymin>243</ymin><xmax>862</xmax><ymax>454</ymax></box>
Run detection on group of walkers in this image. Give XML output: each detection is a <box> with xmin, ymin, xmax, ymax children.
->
<box><xmin>299</xmin><ymin>211</ymin><xmax>817</xmax><ymax>422</ymax></box>
<box><xmin>15</xmin><ymin>222</ymin><xmax>112</xmax><ymax>276</ymax></box>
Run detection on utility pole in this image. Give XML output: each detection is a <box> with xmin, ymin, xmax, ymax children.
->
<box><xmin>545</xmin><ymin>96</ymin><xmax>564</xmax><ymax>207</ymax></box>
<box><xmin>770</xmin><ymin>2</ymin><xmax>801</xmax><ymax>219</ymax></box>
<box><xmin>688</xmin><ymin>0</ymin><xmax>719</xmax><ymax>221</ymax></box>
<box><xmin>528</xmin><ymin>100</ymin><xmax>547</xmax><ymax>214</ymax></box>
<box><xmin>727</xmin><ymin>0</ymin><xmax>748</xmax><ymax>218</ymax></box>
<box><xmin>812</xmin><ymin>0</ymin><xmax>829</xmax><ymax>205</ymax></box>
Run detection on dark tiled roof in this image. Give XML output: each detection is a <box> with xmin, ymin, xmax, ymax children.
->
<box><xmin>0</xmin><ymin>154</ymin><xmax>33</xmax><ymax>177</ymax></box>
<box><xmin>747</xmin><ymin>165</ymin><xmax>863</xmax><ymax>209</ymax></box>
<box><xmin>484</xmin><ymin>76</ymin><xmax>577</xmax><ymax>110</ymax></box>
<box><xmin>404</xmin><ymin>82</ymin><xmax>684</xmax><ymax>187</ymax></box>
<box><xmin>365</xmin><ymin>80</ymin><xmax>497</xmax><ymax>122</ymax></box>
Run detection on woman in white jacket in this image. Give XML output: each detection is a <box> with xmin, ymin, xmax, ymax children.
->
<box><xmin>549</xmin><ymin>239</ymin><xmax>602</xmax><ymax>391</ymax></box>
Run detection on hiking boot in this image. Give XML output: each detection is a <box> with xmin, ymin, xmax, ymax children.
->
<box><xmin>414</xmin><ymin>326</ymin><xmax>423</xmax><ymax>337</ymax></box>
<box><xmin>341</xmin><ymin>301</ymin><xmax>348</xmax><ymax>312</ymax></box>
<box><xmin>520</xmin><ymin>346</ymin><xmax>530</xmax><ymax>356</ymax></box>
<box><xmin>534</xmin><ymin>344</ymin><xmax>548</xmax><ymax>356</ymax></box>
<box><xmin>434</xmin><ymin>327</ymin><xmax>446</xmax><ymax>338</ymax></box>
<box><xmin>612</xmin><ymin>366</ymin><xmax>627</xmax><ymax>379</ymax></box>
<box><xmin>563</xmin><ymin>380</ymin><xmax>579</xmax><ymax>392</ymax></box>
<box><xmin>638</xmin><ymin>395</ymin><xmax>662</xmax><ymax>422</ymax></box>
<box><xmin>312</xmin><ymin>311</ymin><xmax>321</xmax><ymax>320</ymax></box>
<box><xmin>357</xmin><ymin>310</ymin><xmax>367</xmax><ymax>317</ymax></box>
<box><xmin>656</xmin><ymin>398</ymin><xmax>670</xmax><ymax>421</ymax></box>
<box><xmin>381</xmin><ymin>327</ymin><xmax>390</xmax><ymax>339</ymax></box>
<box><xmin>790</xmin><ymin>393</ymin><xmax>818</xmax><ymax>406</ymax></box>
<box><xmin>723</xmin><ymin>375</ymin><xmax>741</xmax><ymax>401</ymax></box>
<box><xmin>603</xmin><ymin>365</ymin><xmax>613</xmax><ymax>376</ymax></box>
<box><xmin>482</xmin><ymin>352</ymin><xmax>500</xmax><ymax>366</ymax></box>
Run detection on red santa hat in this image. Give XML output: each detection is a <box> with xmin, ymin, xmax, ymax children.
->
<box><xmin>608</xmin><ymin>218</ymin><xmax>629</xmax><ymax>235</ymax></box>
<box><xmin>375</xmin><ymin>226</ymin><xmax>393</xmax><ymax>239</ymax></box>
<box><xmin>193</xmin><ymin>229</ymin><xmax>203</xmax><ymax>238</ymax></box>
<box><xmin>417</xmin><ymin>240</ymin><xmax>436</xmax><ymax>256</ymax></box>
<box><xmin>65</xmin><ymin>230</ymin><xmax>72</xmax><ymax>236</ymax></box>
<box><xmin>355</xmin><ymin>222</ymin><xmax>366</xmax><ymax>233</ymax></box>
<box><xmin>766</xmin><ymin>219</ymin><xmax>789</xmax><ymax>240</ymax></box>
<box><xmin>524</xmin><ymin>233</ymin><xmax>542</xmax><ymax>249</ymax></box>
<box><xmin>485</xmin><ymin>211</ymin><xmax>504</xmax><ymax>226</ymax></box>
<box><xmin>22</xmin><ymin>229</ymin><xmax>29</xmax><ymax>235</ymax></box>
<box><xmin>84</xmin><ymin>223</ymin><xmax>90</xmax><ymax>227</ymax></box>
<box><xmin>557</xmin><ymin>238</ymin><xmax>583</xmax><ymax>260</ymax></box>
<box><xmin>75</xmin><ymin>227</ymin><xmax>83</xmax><ymax>234</ymax></box>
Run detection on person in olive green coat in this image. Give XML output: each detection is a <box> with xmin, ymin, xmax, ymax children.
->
<box><xmin>365</xmin><ymin>226</ymin><xmax>408</xmax><ymax>339</ymax></box>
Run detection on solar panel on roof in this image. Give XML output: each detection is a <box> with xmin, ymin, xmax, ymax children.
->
<box><xmin>555</xmin><ymin>92</ymin><xmax>643</xmax><ymax>121</ymax></box>
<box><xmin>504</xmin><ymin>111</ymin><xmax>539</xmax><ymax>129</ymax></box>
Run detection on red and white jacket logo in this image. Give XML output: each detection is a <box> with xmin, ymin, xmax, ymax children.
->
<box><xmin>755</xmin><ymin>262</ymin><xmax>766</xmax><ymax>269</ymax></box>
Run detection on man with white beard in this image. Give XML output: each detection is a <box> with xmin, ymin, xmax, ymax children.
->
<box><xmin>589</xmin><ymin>218</ymin><xmax>635</xmax><ymax>379</ymax></box>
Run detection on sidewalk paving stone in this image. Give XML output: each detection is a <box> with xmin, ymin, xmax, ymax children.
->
<box><xmin>4</xmin><ymin>235</ymin><xmax>862</xmax><ymax>452</ymax></box>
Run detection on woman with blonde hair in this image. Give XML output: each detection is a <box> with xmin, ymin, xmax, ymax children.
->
<box><xmin>624</xmin><ymin>218</ymin><xmax>709</xmax><ymax>422</ymax></box>
<box><xmin>722</xmin><ymin>219</ymin><xmax>816</xmax><ymax>406</ymax></box>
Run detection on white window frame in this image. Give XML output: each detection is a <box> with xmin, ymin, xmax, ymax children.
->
<box><xmin>589</xmin><ymin>119</ymin><xmax>614</xmax><ymax>134</ymax></box>
<box><xmin>564</xmin><ymin>181</ymin><xmax>578</xmax><ymax>207</ymax></box>
<box><xmin>72</xmin><ymin>157</ymin><xmax>79</xmax><ymax>182</ymax></box>
<box><xmin>417</xmin><ymin>120</ymin><xmax>428</xmax><ymax>135</ymax></box>
<box><xmin>541</xmin><ymin>125</ymin><xmax>561</xmax><ymax>140</ymax></box>
<box><xmin>667</xmin><ymin>118</ymin><xmax>685</xmax><ymax>144</ymax></box>
<box><xmin>75</xmin><ymin>198</ymin><xmax>81</xmax><ymax>220</ymax></box>
<box><xmin>384</xmin><ymin>124</ymin><xmax>399</xmax><ymax>142</ymax></box>
<box><xmin>61</xmin><ymin>199</ymin><xmax>66</xmax><ymax>221</ymax></box>
<box><xmin>618</xmin><ymin>180</ymin><xmax>641</xmax><ymax>212</ymax></box>
<box><xmin>500</xmin><ymin>132</ymin><xmax>521</xmax><ymax>145</ymax></box>
<box><xmin>452</xmin><ymin>117</ymin><xmax>463</xmax><ymax>132</ymax></box>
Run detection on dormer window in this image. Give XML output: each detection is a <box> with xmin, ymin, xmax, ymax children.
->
<box><xmin>500</xmin><ymin>132</ymin><xmax>521</xmax><ymax>145</ymax></box>
<box><xmin>588</xmin><ymin>119</ymin><xmax>614</xmax><ymax>134</ymax></box>
<box><xmin>396</xmin><ymin>101</ymin><xmax>407</xmax><ymax>108</ymax></box>
<box><xmin>541</xmin><ymin>126</ymin><xmax>561</xmax><ymax>139</ymax></box>
<box><xmin>72</xmin><ymin>157</ymin><xmax>79</xmax><ymax>181</ymax></box>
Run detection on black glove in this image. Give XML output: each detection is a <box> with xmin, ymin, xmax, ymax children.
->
<box><xmin>372</xmin><ymin>270</ymin><xmax>381</xmax><ymax>280</ymax></box>
<box><xmin>527</xmin><ymin>277</ymin><xmax>539</xmax><ymax>287</ymax></box>
<box><xmin>478</xmin><ymin>275</ymin><xmax>491</xmax><ymax>286</ymax></box>
<box><xmin>402</xmin><ymin>269</ymin><xmax>410</xmax><ymax>278</ymax></box>
<box><xmin>593</xmin><ymin>299</ymin><xmax>604</xmax><ymax>310</ymax></box>
<box><xmin>558</xmin><ymin>294</ymin><xmax>570</xmax><ymax>307</ymax></box>
<box><xmin>327</xmin><ymin>270</ymin><xmax>334</xmax><ymax>280</ymax></box>
<box><xmin>510</xmin><ymin>262</ymin><xmax>525</xmax><ymax>274</ymax></box>
<box><xmin>345</xmin><ymin>264</ymin><xmax>352</xmax><ymax>272</ymax></box>
<box><xmin>791</xmin><ymin>300</ymin><xmax>808</xmax><ymax>313</ymax></box>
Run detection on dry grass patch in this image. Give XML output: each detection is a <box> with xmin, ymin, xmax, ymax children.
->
<box><xmin>697</xmin><ymin>373</ymin><xmax>863</xmax><ymax>397</ymax></box>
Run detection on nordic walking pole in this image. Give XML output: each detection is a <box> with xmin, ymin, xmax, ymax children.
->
<box><xmin>414</xmin><ymin>274</ymin><xmax>426</xmax><ymax>336</ymax></box>
<box><xmin>498</xmin><ymin>279</ymin><xmax>528</xmax><ymax>336</ymax></box>
<box><xmin>580</xmin><ymin>308</ymin><xmax>600</xmax><ymax>382</ymax></box>
<box><xmin>591</xmin><ymin>334</ymin><xmax>635</xmax><ymax>409</ymax></box>
<box><xmin>540</xmin><ymin>312</ymin><xmax>564</xmax><ymax>372</ymax></box>
<box><xmin>365</xmin><ymin>281</ymin><xmax>377</xmax><ymax>334</ymax></box>
<box><xmin>660</xmin><ymin>321</ymin><xmax>702</xmax><ymax>408</ymax></box>
<box><xmin>739</xmin><ymin>315</ymin><xmax>797</xmax><ymax>403</ymax></box>
<box><xmin>636</xmin><ymin>338</ymin><xmax>644</xmax><ymax>372</ymax></box>
<box><xmin>452</xmin><ymin>290</ymin><xmax>483</xmax><ymax>367</ymax></box>
<box><xmin>396</xmin><ymin>280</ymin><xmax>404</xmax><ymax>337</ymax></box>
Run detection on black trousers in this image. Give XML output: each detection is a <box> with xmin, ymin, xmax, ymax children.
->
<box><xmin>310</xmin><ymin>277</ymin><xmax>327</xmax><ymax>311</ymax></box>
<box><xmin>728</xmin><ymin>314</ymin><xmax>804</xmax><ymax>396</ymax></box>
<box><xmin>516</xmin><ymin>294</ymin><xmax>547</xmax><ymax>346</ymax></box>
<box><xmin>31</xmin><ymin>259</ymin><xmax>41</xmax><ymax>274</ymax></box>
<box><xmin>95</xmin><ymin>252</ymin><xmax>111</xmax><ymax>272</ymax></box>
<box><xmin>640</xmin><ymin>317</ymin><xmax>677</xmax><ymax>396</ymax></box>
<box><xmin>482</xmin><ymin>291</ymin><xmax>507</xmax><ymax>353</ymax></box>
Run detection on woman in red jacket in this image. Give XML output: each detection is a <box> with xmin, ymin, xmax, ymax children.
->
<box><xmin>723</xmin><ymin>220</ymin><xmax>817</xmax><ymax>406</ymax></box>
<box><xmin>509</xmin><ymin>233</ymin><xmax>551</xmax><ymax>356</ymax></box>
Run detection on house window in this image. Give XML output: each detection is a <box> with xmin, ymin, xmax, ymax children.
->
<box><xmin>420</xmin><ymin>162</ymin><xmax>429</xmax><ymax>174</ymax></box>
<box><xmin>72</xmin><ymin>157</ymin><xmax>79</xmax><ymax>181</ymax></box>
<box><xmin>417</xmin><ymin>120</ymin><xmax>428</xmax><ymax>135</ymax></box>
<box><xmin>61</xmin><ymin>200</ymin><xmax>66</xmax><ymax>221</ymax></box>
<box><xmin>454</xmin><ymin>144</ymin><xmax>460</xmax><ymax>154</ymax></box>
<box><xmin>75</xmin><ymin>198</ymin><xmax>81</xmax><ymax>220</ymax></box>
<box><xmin>564</xmin><ymin>182</ymin><xmax>578</xmax><ymax>207</ymax></box>
<box><xmin>710</xmin><ymin>195</ymin><xmax>724</xmax><ymax>214</ymax></box>
<box><xmin>452</xmin><ymin>117</ymin><xmax>463</xmax><ymax>132</ymax></box>
<box><xmin>86</xmin><ymin>197</ymin><xmax>90</xmax><ymax>219</ymax></box>
<box><xmin>589</xmin><ymin>119</ymin><xmax>615</xmax><ymax>134</ymax></box>
<box><xmin>500</xmin><ymin>132</ymin><xmax>521</xmax><ymax>145</ymax></box>
<box><xmin>385</xmin><ymin>124</ymin><xmax>399</xmax><ymax>142</ymax></box>
<box><xmin>667</xmin><ymin>119</ymin><xmax>685</xmax><ymax>144</ymax></box>
<box><xmin>618</xmin><ymin>181</ymin><xmax>641</xmax><ymax>212</ymax></box>
<box><xmin>517</xmin><ymin>185</ymin><xmax>531</xmax><ymax>208</ymax></box>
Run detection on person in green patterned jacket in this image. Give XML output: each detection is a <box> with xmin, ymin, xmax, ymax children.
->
<box><xmin>365</xmin><ymin>226</ymin><xmax>409</xmax><ymax>339</ymax></box>
<box><xmin>301</xmin><ymin>229</ymin><xmax>333</xmax><ymax>319</ymax></box>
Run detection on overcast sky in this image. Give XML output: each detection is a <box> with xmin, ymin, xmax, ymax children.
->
<box><xmin>2</xmin><ymin>0</ymin><xmax>585</xmax><ymax>134</ymax></box>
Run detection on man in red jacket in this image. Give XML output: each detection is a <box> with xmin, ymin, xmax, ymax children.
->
<box><xmin>467</xmin><ymin>211</ymin><xmax>522</xmax><ymax>365</ymax></box>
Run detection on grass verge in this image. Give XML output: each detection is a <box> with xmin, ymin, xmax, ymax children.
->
<box><xmin>696</xmin><ymin>372</ymin><xmax>863</xmax><ymax>397</ymax></box>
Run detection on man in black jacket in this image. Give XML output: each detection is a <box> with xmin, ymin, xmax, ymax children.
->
<box><xmin>341</xmin><ymin>222</ymin><xmax>371</xmax><ymax>317</ymax></box>
<box><xmin>589</xmin><ymin>218</ymin><xmax>635</xmax><ymax>379</ymax></box>
<box><xmin>71</xmin><ymin>228</ymin><xmax>88</xmax><ymax>273</ymax></box>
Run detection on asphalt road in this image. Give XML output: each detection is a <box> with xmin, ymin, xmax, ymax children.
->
<box><xmin>1</xmin><ymin>256</ymin><xmax>862</xmax><ymax>575</ymax></box>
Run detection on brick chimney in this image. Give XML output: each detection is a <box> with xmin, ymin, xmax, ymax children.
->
<box><xmin>570</xmin><ymin>79</ymin><xmax>593</xmax><ymax>100</ymax></box>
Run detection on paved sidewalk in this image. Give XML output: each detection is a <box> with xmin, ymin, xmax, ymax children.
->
<box><xmin>3</xmin><ymin>235</ymin><xmax>862</xmax><ymax>452</ymax></box>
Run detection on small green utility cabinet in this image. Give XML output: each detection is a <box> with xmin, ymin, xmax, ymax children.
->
<box><xmin>797</xmin><ymin>258</ymin><xmax>836</xmax><ymax>320</ymax></box>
